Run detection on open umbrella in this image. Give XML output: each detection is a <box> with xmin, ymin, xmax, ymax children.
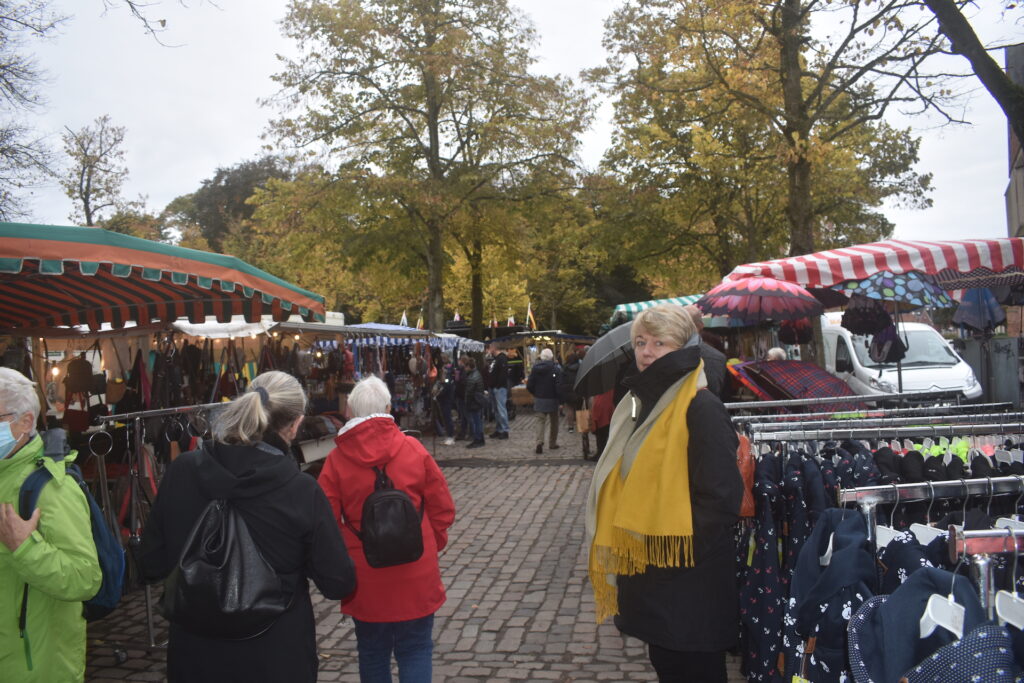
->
<box><xmin>573</xmin><ymin>322</ymin><xmax>633</xmax><ymax>397</ymax></box>
<box><xmin>830</xmin><ymin>270</ymin><xmax>954</xmax><ymax>309</ymax></box>
<box><xmin>729</xmin><ymin>359</ymin><xmax>861</xmax><ymax>412</ymax></box>
<box><xmin>953</xmin><ymin>288</ymin><xmax>1006</xmax><ymax>332</ymax></box>
<box><xmin>696</xmin><ymin>276</ymin><xmax>823</xmax><ymax>324</ymax></box>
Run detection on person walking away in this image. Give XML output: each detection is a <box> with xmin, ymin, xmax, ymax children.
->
<box><xmin>462</xmin><ymin>356</ymin><xmax>486</xmax><ymax>448</ymax></box>
<box><xmin>560</xmin><ymin>348</ymin><xmax>592</xmax><ymax>458</ymax></box>
<box><xmin>319</xmin><ymin>377</ymin><xmax>455</xmax><ymax>683</ymax></box>
<box><xmin>0</xmin><ymin>368</ymin><xmax>101</xmax><ymax>683</ymax></box>
<box><xmin>590</xmin><ymin>389</ymin><xmax>614</xmax><ymax>461</ymax></box>
<box><xmin>527</xmin><ymin>348</ymin><xmax>562</xmax><ymax>455</ymax></box>
<box><xmin>139</xmin><ymin>371</ymin><xmax>356</xmax><ymax>683</ymax></box>
<box><xmin>453</xmin><ymin>357</ymin><xmax>468</xmax><ymax>441</ymax></box>
<box><xmin>586</xmin><ymin>304</ymin><xmax>743</xmax><ymax>683</ymax></box>
<box><xmin>436</xmin><ymin>354</ymin><xmax>457</xmax><ymax>446</ymax></box>
<box><xmin>486</xmin><ymin>343</ymin><xmax>510</xmax><ymax>439</ymax></box>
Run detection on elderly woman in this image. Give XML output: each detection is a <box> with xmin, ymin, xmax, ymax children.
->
<box><xmin>318</xmin><ymin>376</ymin><xmax>455</xmax><ymax>683</ymax></box>
<box><xmin>140</xmin><ymin>370</ymin><xmax>356</xmax><ymax>683</ymax></box>
<box><xmin>0</xmin><ymin>368</ymin><xmax>100</xmax><ymax>683</ymax></box>
<box><xmin>586</xmin><ymin>304</ymin><xmax>743</xmax><ymax>683</ymax></box>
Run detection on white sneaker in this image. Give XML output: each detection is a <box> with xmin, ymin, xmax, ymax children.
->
<box><xmin>443</xmin><ymin>437</ymin><xmax>455</xmax><ymax>446</ymax></box>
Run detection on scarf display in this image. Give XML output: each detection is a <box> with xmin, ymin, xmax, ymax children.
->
<box><xmin>587</xmin><ymin>364</ymin><xmax>703</xmax><ymax>622</ymax></box>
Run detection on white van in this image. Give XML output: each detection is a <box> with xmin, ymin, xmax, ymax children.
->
<box><xmin>820</xmin><ymin>315</ymin><xmax>982</xmax><ymax>400</ymax></box>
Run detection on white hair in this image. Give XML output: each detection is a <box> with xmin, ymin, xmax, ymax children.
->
<box><xmin>347</xmin><ymin>376</ymin><xmax>392</xmax><ymax>418</ymax></box>
<box><xmin>766</xmin><ymin>347</ymin><xmax>787</xmax><ymax>361</ymax></box>
<box><xmin>0</xmin><ymin>367</ymin><xmax>40</xmax><ymax>422</ymax></box>
<box><xmin>539</xmin><ymin>348</ymin><xmax>554</xmax><ymax>361</ymax></box>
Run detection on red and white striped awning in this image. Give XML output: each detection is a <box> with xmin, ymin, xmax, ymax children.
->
<box><xmin>725</xmin><ymin>239</ymin><xmax>1024</xmax><ymax>291</ymax></box>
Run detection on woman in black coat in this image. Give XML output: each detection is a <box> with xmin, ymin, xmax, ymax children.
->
<box><xmin>526</xmin><ymin>347</ymin><xmax>562</xmax><ymax>454</ymax></box>
<box><xmin>140</xmin><ymin>371</ymin><xmax>356</xmax><ymax>683</ymax></box>
<box><xmin>586</xmin><ymin>305</ymin><xmax>742</xmax><ymax>683</ymax></box>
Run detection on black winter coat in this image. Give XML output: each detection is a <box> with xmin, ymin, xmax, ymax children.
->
<box><xmin>613</xmin><ymin>346</ymin><xmax>743</xmax><ymax>653</ymax></box>
<box><xmin>464</xmin><ymin>368</ymin><xmax>486</xmax><ymax>411</ymax></box>
<box><xmin>526</xmin><ymin>359</ymin><xmax>562</xmax><ymax>413</ymax></box>
<box><xmin>139</xmin><ymin>435</ymin><xmax>356</xmax><ymax>683</ymax></box>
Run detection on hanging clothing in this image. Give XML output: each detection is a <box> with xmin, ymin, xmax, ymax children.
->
<box><xmin>782</xmin><ymin>508</ymin><xmax>876</xmax><ymax>683</ymax></box>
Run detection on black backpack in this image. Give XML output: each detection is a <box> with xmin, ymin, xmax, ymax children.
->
<box><xmin>343</xmin><ymin>466</ymin><xmax>423</xmax><ymax>568</ymax></box>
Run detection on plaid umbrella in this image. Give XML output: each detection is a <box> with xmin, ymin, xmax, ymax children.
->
<box><xmin>830</xmin><ymin>270</ymin><xmax>954</xmax><ymax>309</ymax></box>
<box><xmin>729</xmin><ymin>360</ymin><xmax>861</xmax><ymax>412</ymax></box>
<box><xmin>696</xmin><ymin>277</ymin><xmax>823</xmax><ymax>324</ymax></box>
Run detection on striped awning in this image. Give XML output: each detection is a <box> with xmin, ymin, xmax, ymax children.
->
<box><xmin>610</xmin><ymin>295</ymin><xmax>702</xmax><ymax>324</ymax></box>
<box><xmin>726</xmin><ymin>238</ymin><xmax>1024</xmax><ymax>291</ymax></box>
<box><xmin>0</xmin><ymin>223</ymin><xmax>326</xmax><ymax>332</ymax></box>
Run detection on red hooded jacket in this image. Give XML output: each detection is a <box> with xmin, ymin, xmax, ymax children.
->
<box><xmin>318</xmin><ymin>415</ymin><xmax>455</xmax><ymax>622</ymax></box>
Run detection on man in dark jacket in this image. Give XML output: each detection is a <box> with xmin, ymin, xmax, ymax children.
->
<box><xmin>461</xmin><ymin>356</ymin><xmax>486</xmax><ymax>448</ymax></box>
<box><xmin>485</xmin><ymin>343</ymin><xmax>510</xmax><ymax>439</ymax></box>
<box><xmin>526</xmin><ymin>348</ymin><xmax>561</xmax><ymax>454</ymax></box>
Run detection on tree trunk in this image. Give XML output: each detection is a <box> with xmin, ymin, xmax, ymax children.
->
<box><xmin>426</xmin><ymin>218</ymin><xmax>445</xmax><ymax>331</ymax></box>
<box><xmin>779</xmin><ymin>0</ymin><xmax>815</xmax><ymax>257</ymax></box>
<box><xmin>923</xmin><ymin>0</ymin><xmax>1024</xmax><ymax>147</ymax></box>
<box><xmin>470</xmin><ymin>239</ymin><xmax>484</xmax><ymax>339</ymax></box>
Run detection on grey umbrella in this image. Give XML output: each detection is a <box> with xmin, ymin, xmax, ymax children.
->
<box><xmin>573</xmin><ymin>322</ymin><xmax>634</xmax><ymax>397</ymax></box>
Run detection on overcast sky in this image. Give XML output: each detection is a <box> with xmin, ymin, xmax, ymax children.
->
<box><xmin>23</xmin><ymin>0</ymin><xmax>1016</xmax><ymax>244</ymax></box>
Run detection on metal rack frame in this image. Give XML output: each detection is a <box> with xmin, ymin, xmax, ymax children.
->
<box><xmin>745</xmin><ymin>412</ymin><xmax>1024</xmax><ymax>433</ymax></box>
<box><xmin>733</xmin><ymin>402</ymin><xmax>1014</xmax><ymax>424</ymax></box>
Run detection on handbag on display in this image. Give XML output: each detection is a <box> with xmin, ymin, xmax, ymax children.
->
<box><xmin>63</xmin><ymin>393</ymin><xmax>92</xmax><ymax>433</ymax></box>
<box><xmin>841</xmin><ymin>294</ymin><xmax>892</xmax><ymax>335</ymax></box>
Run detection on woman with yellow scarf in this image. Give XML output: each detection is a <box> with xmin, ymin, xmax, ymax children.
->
<box><xmin>586</xmin><ymin>304</ymin><xmax>743</xmax><ymax>683</ymax></box>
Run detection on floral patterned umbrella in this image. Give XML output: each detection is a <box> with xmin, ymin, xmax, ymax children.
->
<box><xmin>696</xmin><ymin>276</ymin><xmax>824</xmax><ymax>324</ymax></box>
<box><xmin>830</xmin><ymin>270</ymin><xmax>954</xmax><ymax>309</ymax></box>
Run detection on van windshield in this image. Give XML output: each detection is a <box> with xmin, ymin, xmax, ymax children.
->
<box><xmin>851</xmin><ymin>329</ymin><xmax>960</xmax><ymax>369</ymax></box>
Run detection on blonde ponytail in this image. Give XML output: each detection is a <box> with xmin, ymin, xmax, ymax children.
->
<box><xmin>212</xmin><ymin>370</ymin><xmax>307</xmax><ymax>445</ymax></box>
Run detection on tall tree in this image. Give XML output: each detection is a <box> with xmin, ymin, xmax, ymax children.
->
<box><xmin>60</xmin><ymin>114</ymin><xmax>131</xmax><ymax>226</ymax></box>
<box><xmin>268</xmin><ymin>0</ymin><xmax>589</xmax><ymax>330</ymax></box>
<box><xmin>921</xmin><ymin>0</ymin><xmax>1024</xmax><ymax>146</ymax></box>
<box><xmin>0</xmin><ymin>1</ymin><xmax>66</xmax><ymax>219</ymax></box>
<box><xmin>596</xmin><ymin>0</ymin><xmax>946</xmax><ymax>257</ymax></box>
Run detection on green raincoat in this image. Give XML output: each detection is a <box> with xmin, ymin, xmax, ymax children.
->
<box><xmin>0</xmin><ymin>435</ymin><xmax>101</xmax><ymax>682</ymax></box>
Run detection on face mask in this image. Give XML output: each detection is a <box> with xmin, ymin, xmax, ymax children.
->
<box><xmin>0</xmin><ymin>422</ymin><xmax>17</xmax><ymax>460</ymax></box>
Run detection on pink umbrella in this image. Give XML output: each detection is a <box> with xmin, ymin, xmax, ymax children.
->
<box><xmin>696</xmin><ymin>276</ymin><xmax>823</xmax><ymax>324</ymax></box>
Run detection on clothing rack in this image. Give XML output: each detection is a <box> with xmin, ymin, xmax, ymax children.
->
<box><xmin>724</xmin><ymin>389</ymin><xmax>966</xmax><ymax>412</ymax></box>
<box><xmin>948</xmin><ymin>527</ymin><xmax>1024</xmax><ymax>619</ymax></box>
<box><xmin>840</xmin><ymin>478</ymin><xmax>1024</xmax><ymax>618</ymax></box>
<box><xmin>750</xmin><ymin>422</ymin><xmax>1024</xmax><ymax>443</ymax></box>
<box><xmin>732</xmin><ymin>402</ymin><xmax>1014</xmax><ymax>424</ymax></box>
<box><xmin>745</xmin><ymin>412</ymin><xmax>1024</xmax><ymax>433</ymax></box>
<box><xmin>94</xmin><ymin>402</ymin><xmax>221</xmax><ymax>649</ymax></box>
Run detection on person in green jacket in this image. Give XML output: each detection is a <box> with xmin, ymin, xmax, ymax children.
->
<box><xmin>0</xmin><ymin>367</ymin><xmax>101</xmax><ymax>682</ymax></box>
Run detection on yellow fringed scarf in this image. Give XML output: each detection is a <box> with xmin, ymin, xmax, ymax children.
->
<box><xmin>588</xmin><ymin>366</ymin><xmax>702</xmax><ymax>623</ymax></box>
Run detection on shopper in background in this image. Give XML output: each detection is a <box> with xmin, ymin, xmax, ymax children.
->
<box><xmin>527</xmin><ymin>348</ymin><xmax>562</xmax><ymax>455</ymax></box>
<box><xmin>486</xmin><ymin>343</ymin><xmax>510</xmax><ymax>440</ymax></box>
<box><xmin>461</xmin><ymin>355</ymin><xmax>486</xmax><ymax>449</ymax></box>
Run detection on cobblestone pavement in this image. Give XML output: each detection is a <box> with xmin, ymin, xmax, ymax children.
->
<box><xmin>86</xmin><ymin>410</ymin><xmax>745</xmax><ymax>682</ymax></box>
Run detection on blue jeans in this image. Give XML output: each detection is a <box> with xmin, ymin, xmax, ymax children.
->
<box><xmin>467</xmin><ymin>408</ymin><xmax>484</xmax><ymax>442</ymax></box>
<box><xmin>353</xmin><ymin>614</ymin><xmax>434</xmax><ymax>683</ymax></box>
<box><xmin>492</xmin><ymin>386</ymin><xmax>509</xmax><ymax>433</ymax></box>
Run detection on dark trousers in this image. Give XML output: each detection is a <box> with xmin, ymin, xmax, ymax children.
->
<box><xmin>595</xmin><ymin>424</ymin><xmax>610</xmax><ymax>457</ymax></box>
<box><xmin>647</xmin><ymin>645</ymin><xmax>726</xmax><ymax>683</ymax></box>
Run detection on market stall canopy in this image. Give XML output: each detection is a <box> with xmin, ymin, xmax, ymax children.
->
<box><xmin>610</xmin><ymin>295</ymin><xmax>702</xmax><ymax>324</ymax></box>
<box><xmin>726</xmin><ymin>238</ymin><xmax>1024</xmax><ymax>291</ymax></box>
<box><xmin>0</xmin><ymin>223</ymin><xmax>326</xmax><ymax>332</ymax></box>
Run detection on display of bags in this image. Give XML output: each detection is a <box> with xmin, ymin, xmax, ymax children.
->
<box><xmin>841</xmin><ymin>294</ymin><xmax>892</xmax><ymax>335</ymax></box>
<box><xmin>161</xmin><ymin>498</ymin><xmax>295</xmax><ymax>640</ymax></box>
<box><xmin>869</xmin><ymin>324</ymin><xmax>908</xmax><ymax>364</ymax></box>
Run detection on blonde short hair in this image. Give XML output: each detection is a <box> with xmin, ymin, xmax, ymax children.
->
<box><xmin>212</xmin><ymin>371</ymin><xmax>307</xmax><ymax>445</ymax></box>
<box><xmin>631</xmin><ymin>304</ymin><xmax>697</xmax><ymax>348</ymax></box>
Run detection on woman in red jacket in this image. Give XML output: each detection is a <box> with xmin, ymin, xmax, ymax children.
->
<box><xmin>318</xmin><ymin>376</ymin><xmax>455</xmax><ymax>683</ymax></box>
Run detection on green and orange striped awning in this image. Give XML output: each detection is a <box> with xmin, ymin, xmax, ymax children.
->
<box><xmin>0</xmin><ymin>223</ymin><xmax>326</xmax><ymax>332</ymax></box>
